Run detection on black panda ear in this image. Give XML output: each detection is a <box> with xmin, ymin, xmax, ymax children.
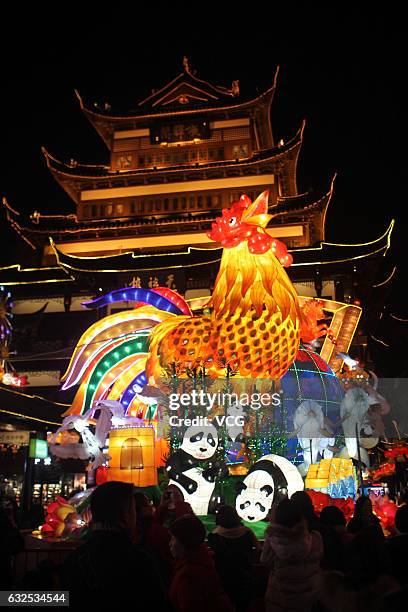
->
<box><xmin>260</xmin><ymin>485</ymin><xmax>273</xmax><ymax>497</ymax></box>
<box><xmin>236</xmin><ymin>481</ymin><xmax>247</xmax><ymax>494</ymax></box>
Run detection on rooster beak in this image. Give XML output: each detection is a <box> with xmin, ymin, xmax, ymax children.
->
<box><xmin>241</xmin><ymin>191</ymin><xmax>273</xmax><ymax>227</ymax></box>
<box><xmin>243</xmin><ymin>213</ymin><xmax>274</xmax><ymax>228</ymax></box>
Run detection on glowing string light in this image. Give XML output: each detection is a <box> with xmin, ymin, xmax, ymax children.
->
<box><xmin>390</xmin><ymin>313</ymin><xmax>408</xmax><ymax>323</ymax></box>
<box><xmin>373</xmin><ymin>266</ymin><xmax>397</xmax><ymax>288</ymax></box>
<box><xmin>369</xmin><ymin>333</ymin><xmax>390</xmax><ymax>348</ymax></box>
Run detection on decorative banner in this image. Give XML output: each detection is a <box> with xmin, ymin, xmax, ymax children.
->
<box><xmin>0</xmin><ymin>430</ymin><xmax>30</xmax><ymax>445</ymax></box>
<box><xmin>150</xmin><ymin>118</ymin><xmax>210</xmax><ymax>144</ymax></box>
<box><xmin>118</xmin><ymin>269</ymin><xmax>186</xmax><ymax>294</ymax></box>
<box><xmin>18</xmin><ymin>371</ymin><xmax>60</xmax><ymax>387</ymax></box>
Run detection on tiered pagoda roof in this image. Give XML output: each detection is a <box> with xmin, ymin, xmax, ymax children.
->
<box><xmin>0</xmin><ymin>190</ymin><xmax>394</xmax><ymax>287</ymax></box>
<box><xmin>42</xmin><ymin>122</ymin><xmax>303</xmax><ymax>204</ymax></box>
<box><xmin>76</xmin><ymin>61</ymin><xmax>279</xmax><ymax>148</ymax></box>
<box><xmin>2</xmin><ymin>172</ymin><xmax>329</xmax><ymax>249</ymax></box>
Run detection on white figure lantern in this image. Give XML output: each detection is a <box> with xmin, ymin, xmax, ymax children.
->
<box><xmin>166</xmin><ymin>424</ymin><xmax>219</xmax><ymax>515</ymax></box>
<box><xmin>235</xmin><ymin>454</ymin><xmax>304</xmax><ymax>523</ymax></box>
<box><xmin>294</xmin><ymin>400</ymin><xmax>335</xmax><ymax>473</ymax></box>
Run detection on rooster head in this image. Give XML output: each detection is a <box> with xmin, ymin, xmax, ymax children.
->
<box><xmin>207</xmin><ymin>191</ymin><xmax>292</xmax><ymax>266</ymax></box>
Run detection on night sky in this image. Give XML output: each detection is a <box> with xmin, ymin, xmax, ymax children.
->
<box><xmin>1</xmin><ymin>9</ymin><xmax>405</xmax><ymax>370</ymax></box>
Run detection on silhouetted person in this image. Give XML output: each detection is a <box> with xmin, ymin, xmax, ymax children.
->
<box><xmin>347</xmin><ymin>496</ymin><xmax>384</xmax><ymax>539</ymax></box>
<box><xmin>261</xmin><ymin>498</ymin><xmax>323</xmax><ymax>612</ymax></box>
<box><xmin>61</xmin><ymin>482</ymin><xmax>168</xmax><ymax>608</ymax></box>
<box><xmin>169</xmin><ymin>514</ymin><xmax>233</xmax><ymax>612</ymax></box>
<box><xmin>156</xmin><ymin>484</ymin><xmax>194</xmax><ymax>527</ymax></box>
<box><xmin>0</xmin><ymin>506</ymin><xmax>24</xmax><ymax>588</ymax></box>
<box><xmin>386</xmin><ymin>504</ymin><xmax>408</xmax><ymax>586</ymax></box>
<box><xmin>290</xmin><ymin>490</ymin><xmax>339</xmax><ymax>569</ymax></box>
<box><xmin>134</xmin><ymin>491</ymin><xmax>172</xmax><ymax>584</ymax></box>
<box><xmin>320</xmin><ymin>505</ymin><xmax>354</xmax><ymax>571</ymax></box>
<box><xmin>319</xmin><ymin>532</ymin><xmax>399</xmax><ymax>612</ymax></box>
<box><xmin>28</xmin><ymin>500</ymin><xmax>45</xmax><ymax>529</ymax></box>
<box><xmin>208</xmin><ymin>505</ymin><xmax>259</xmax><ymax>611</ymax></box>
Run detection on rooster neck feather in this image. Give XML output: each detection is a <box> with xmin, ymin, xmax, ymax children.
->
<box><xmin>209</xmin><ymin>242</ymin><xmax>300</xmax><ymax>324</ymax></box>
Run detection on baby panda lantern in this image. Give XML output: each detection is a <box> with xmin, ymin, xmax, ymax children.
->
<box><xmin>107</xmin><ymin>426</ymin><xmax>157</xmax><ymax>487</ymax></box>
<box><xmin>236</xmin><ymin>454</ymin><xmax>304</xmax><ymax>522</ymax></box>
<box><xmin>166</xmin><ymin>423</ymin><xmax>227</xmax><ymax>516</ymax></box>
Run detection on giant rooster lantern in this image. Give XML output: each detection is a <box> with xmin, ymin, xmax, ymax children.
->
<box><xmin>61</xmin><ymin>191</ymin><xmax>302</xmax><ymax>417</ymax></box>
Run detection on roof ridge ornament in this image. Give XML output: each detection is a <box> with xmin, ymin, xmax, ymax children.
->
<box><xmin>183</xmin><ymin>56</ymin><xmax>191</xmax><ymax>74</ymax></box>
<box><xmin>231</xmin><ymin>80</ymin><xmax>240</xmax><ymax>96</ymax></box>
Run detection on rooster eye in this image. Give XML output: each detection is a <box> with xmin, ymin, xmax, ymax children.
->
<box><xmin>229</xmin><ymin>217</ymin><xmax>237</xmax><ymax>227</ymax></box>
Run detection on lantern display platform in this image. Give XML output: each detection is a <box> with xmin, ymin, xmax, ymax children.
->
<box><xmin>198</xmin><ymin>515</ymin><xmax>268</xmax><ymax>540</ymax></box>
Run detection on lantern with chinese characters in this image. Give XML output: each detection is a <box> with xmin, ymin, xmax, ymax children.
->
<box><xmin>107</xmin><ymin>426</ymin><xmax>157</xmax><ymax>487</ymax></box>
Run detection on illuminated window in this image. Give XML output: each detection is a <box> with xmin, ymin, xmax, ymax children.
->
<box><xmin>116</xmin><ymin>203</ymin><xmax>124</xmax><ymax>215</ymax></box>
<box><xmin>106</xmin><ymin>204</ymin><xmax>113</xmax><ymax>216</ymax></box>
<box><xmin>232</xmin><ymin>144</ymin><xmax>248</xmax><ymax>159</ymax></box>
<box><xmin>117</xmin><ymin>155</ymin><xmax>132</xmax><ymax>170</ymax></box>
<box><xmin>120</xmin><ymin>438</ymin><xmax>143</xmax><ymax>470</ymax></box>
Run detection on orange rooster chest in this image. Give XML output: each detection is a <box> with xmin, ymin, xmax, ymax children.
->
<box><xmin>154</xmin><ymin>309</ymin><xmax>299</xmax><ymax>380</ymax></box>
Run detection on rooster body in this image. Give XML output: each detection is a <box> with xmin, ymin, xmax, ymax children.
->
<box><xmin>147</xmin><ymin>241</ymin><xmax>300</xmax><ymax>381</ymax></box>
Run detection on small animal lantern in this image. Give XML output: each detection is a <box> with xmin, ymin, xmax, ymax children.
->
<box><xmin>107</xmin><ymin>426</ymin><xmax>157</xmax><ymax>487</ymax></box>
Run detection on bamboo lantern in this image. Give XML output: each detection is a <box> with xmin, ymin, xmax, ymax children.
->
<box><xmin>107</xmin><ymin>427</ymin><xmax>157</xmax><ymax>487</ymax></box>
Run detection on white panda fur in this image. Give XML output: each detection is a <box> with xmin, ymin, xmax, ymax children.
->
<box><xmin>236</xmin><ymin>453</ymin><xmax>304</xmax><ymax>523</ymax></box>
<box><xmin>167</xmin><ymin>424</ymin><xmax>219</xmax><ymax>515</ymax></box>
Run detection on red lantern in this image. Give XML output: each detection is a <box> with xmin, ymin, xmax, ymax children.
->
<box><xmin>96</xmin><ymin>465</ymin><xmax>108</xmax><ymax>485</ymax></box>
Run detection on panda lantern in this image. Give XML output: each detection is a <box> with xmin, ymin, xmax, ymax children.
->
<box><xmin>165</xmin><ymin>423</ymin><xmax>228</xmax><ymax>516</ymax></box>
<box><xmin>236</xmin><ymin>454</ymin><xmax>304</xmax><ymax>523</ymax></box>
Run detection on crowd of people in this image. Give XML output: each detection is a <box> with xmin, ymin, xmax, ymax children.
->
<box><xmin>1</xmin><ymin>483</ymin><xmax>408</xmax><ymax>611</ymax></box>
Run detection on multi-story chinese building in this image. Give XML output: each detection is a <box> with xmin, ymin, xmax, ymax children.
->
<box><xmin>1</xmin><ymin>59</ymin><xmax>394</xmax><ymax>430</ymax></box>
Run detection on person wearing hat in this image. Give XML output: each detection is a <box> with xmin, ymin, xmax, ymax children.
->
<box><xmin>169</xmin><ymin>514</ymin><xmax>233</xmax><ymax>612</ymax></box>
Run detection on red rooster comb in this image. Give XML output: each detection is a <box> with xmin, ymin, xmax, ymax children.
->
<box><xmin>207</xmin><ymin>191</ymin><xmax>292</xmax><ymax>266</ymax></box>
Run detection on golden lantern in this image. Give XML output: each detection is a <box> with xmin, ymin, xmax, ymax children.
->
<box><xmin>107</xmin><ymin>427</ymin><xmax>157</xmax><ymax>487</ymax></box>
